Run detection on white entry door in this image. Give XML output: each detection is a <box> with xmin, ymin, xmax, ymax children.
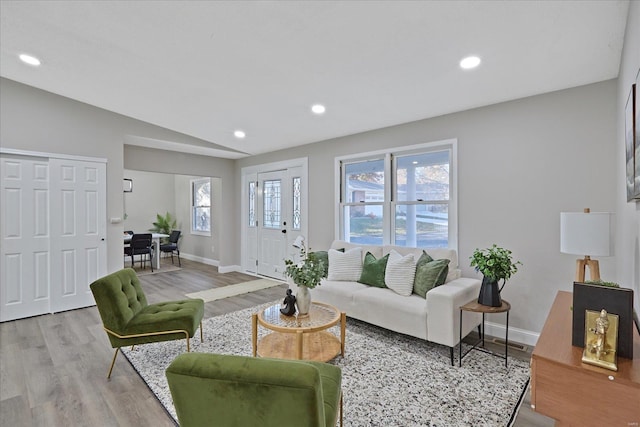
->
<box><xmin>0</xmin><ymin>156</ymin><xmax>51</xmax><ymax>321</ymax></box>
<box><xmin>49</xmin><ymin>158</ymin><xmax>107</xmax><ymax>313</ymax></box>
<box><xmin>256</xmin><ymin>170</ymin><xmax>289</xmax><ymax>278</ymax></box>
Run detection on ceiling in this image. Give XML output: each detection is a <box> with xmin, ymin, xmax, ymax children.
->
<box><xmin>0</xmin><ymin>1</ymin><xmax>630</xmax><ymax>159</ymax></box>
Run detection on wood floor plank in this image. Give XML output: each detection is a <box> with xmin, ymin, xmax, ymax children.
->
<box><xmin>0</xmin><ymin>259</ymin><xmax>552</xmax><ymax>426</ymax></box>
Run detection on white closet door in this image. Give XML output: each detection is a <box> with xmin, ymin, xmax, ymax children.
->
<box><xmin>0</xmin><ymin>156</ymin><xmax>51</xmax><ymax>321</ymax></box>
<box><xmin>50</xmin><ymin>158</ymin><xmax>106</xmax><ymax>313</ymax></box>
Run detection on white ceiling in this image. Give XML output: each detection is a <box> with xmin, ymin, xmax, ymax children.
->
<box><xmin>0</xmin><ymin>1</ymin><xmax>630</xmax><ymax>159</ymax></box>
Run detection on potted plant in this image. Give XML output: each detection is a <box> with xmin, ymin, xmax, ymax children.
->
<box><xmin>470</xmin><ymin>244</ymin><xmax>522</xmax><ymax>307</ymax></box>
<box><xmin>284</xmin><ymin>247</ymin><xmax>326</xmax><ymax>315</ymax></box>
<box><xmin>149</xmin><ymin>212</ymin><xmax>177</xmax><ymax>243</ymax></box>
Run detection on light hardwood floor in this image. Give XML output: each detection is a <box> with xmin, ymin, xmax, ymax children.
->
<box><xmin>0</xmin><ymin>259</ymin><xmax>554</xmax><ymax>426</ymax></box>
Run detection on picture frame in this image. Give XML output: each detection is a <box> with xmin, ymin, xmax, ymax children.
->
<box><xmin>625</xmin><ymin>80</ymin><xmax>637</xmax><ymax>201</ymax></box>
<box><xmin>572</xmin><ymin>282</ymin><xmax>634</xmax><ymax>359</ymax></box>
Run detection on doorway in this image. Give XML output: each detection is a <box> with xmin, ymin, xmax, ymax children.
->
<box><xmin>242</xmin><ymin>159</ymin><xmax>307</xmax><ymax>279</ymax></box>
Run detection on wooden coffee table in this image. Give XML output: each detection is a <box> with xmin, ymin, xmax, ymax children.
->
<box><xmin>252</xmin><ymin>301</ymin><xmax>346</xmax><ymax>362</ymax></box>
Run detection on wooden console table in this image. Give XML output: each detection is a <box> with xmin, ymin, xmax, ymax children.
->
<box><xmin>531</xmin><ymin>291</ymin><xmax>640</xmax><ymax>426</ymax></box>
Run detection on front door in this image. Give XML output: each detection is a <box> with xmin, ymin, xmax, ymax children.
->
<box><xmin>256</xmin><ymin>170</ymin><xmax>288</xmax><ymax>278</ymax></box>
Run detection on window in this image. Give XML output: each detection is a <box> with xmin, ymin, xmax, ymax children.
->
<box><xmin>292</xmin><ymin>177</ymin><xmax>301</xmax><ymax>230</ymax></box>
<box><xmin>191</xmin><ymin>178</ymin><xmax>211</xmax><ymax>235</ymax></box>
<box><xmin>248</xmin><ymin>181</ymin><xmax>256</xmax><ymax>227</ymax></box>
<box><xmin>339</xmin><ymin>141</ymin><xmax>456</xmax><ymax>249</ymax></box>
<box><xmin>262</xmin><ymin>179</ymin><xmax>281</xmax><ymax>229</ymax></box>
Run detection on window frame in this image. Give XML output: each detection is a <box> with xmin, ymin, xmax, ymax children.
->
<box><xmin>335</xmin><ymin>139</ymin><xmax>457</xmax><ymax>251</ymax></box>
<box><xmin>191</xmin><ymin>177</ymin><xmax>211</xmax><ymax>236</ymax></box>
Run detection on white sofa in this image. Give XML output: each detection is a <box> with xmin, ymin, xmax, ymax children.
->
<box><xmin>311</xmin><ymin>240</ymin><xmax>482</xmax><ymax>365</ymax></box>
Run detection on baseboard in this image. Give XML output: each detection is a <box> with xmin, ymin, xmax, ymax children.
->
<box><xmin>217</xmin><ymin>264</ymin><xmax>242</xmax><ymax>273</ymax></box>
<box><xmin>180</xmin><ymin>253</ymin><xmax>219</xmax><ymax>267</ymax></box>
<box><xmin>484</xmin><ymin>321</ymin><xmax>539</xmax><ymax>347</ymax></box>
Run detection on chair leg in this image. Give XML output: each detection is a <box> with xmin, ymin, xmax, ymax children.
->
<box><xmin>149</xmin><ymin>252</ymin><xmax>153</xmax><ymax>272</ymax></box>
<box><xmin>200</xmin><ymin>321</ymin><xmax>203</xmax><ymax>342</ymax></box>
<box><xmin>340</xmin><ymin>391</ymin><xmax>343</xmax><ymax>427</ymax></box>
<box><xmin>107</xmin><ymin>348</ymin><xmax>120</xmax><ymax>379</ymax></box>
<box><xmin>177</xmin><ymin>250</ymin><xmax>181</xmax><ymax>267</ymax></box>
<box><xmin>186</xmin><ymin>336</ymin><xmax>190</xmax><ymax>352</ymax></box>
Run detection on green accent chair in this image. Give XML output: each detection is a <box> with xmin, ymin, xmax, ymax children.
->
<box><xmin>166</xmin><ymin>353</ymin><xmax>343</xmax><ymax>427</ymax></box>
<box><xmin>90</xmin><ymin>268</ymin><xmax>204</xmax><ymax>379</ymax></box>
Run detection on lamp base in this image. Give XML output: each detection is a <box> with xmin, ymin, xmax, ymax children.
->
<box><xmin>575</xmin><ymin>257</ymin><xmax>600</xmax><ymax>282</ymax></box>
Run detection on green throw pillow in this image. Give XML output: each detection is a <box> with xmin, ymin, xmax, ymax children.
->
<box><xmin>413</xmin><ymin>257</ymin><xmax>450</xmax><ymax>298</ymax></box>
<box><xmin>358</xmin><ymin>252</ymin><xmax>389</xmax><ymax>288</ymax></box>
<box><xmin>309</xmin><ymin>248</ymin><xmax>343</xmax><ymax>277</ymax></box>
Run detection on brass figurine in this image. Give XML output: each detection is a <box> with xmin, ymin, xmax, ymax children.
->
<box><xmin>582</xmin><ymin>309</ymin><xmax>619</xmax><ymax>371</ymax></box>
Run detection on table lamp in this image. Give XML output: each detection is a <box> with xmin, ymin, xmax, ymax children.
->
<box><xmin>560</xmin><ymin>208</ymin><xmax>614</xmax><ymax>282</ymax></box>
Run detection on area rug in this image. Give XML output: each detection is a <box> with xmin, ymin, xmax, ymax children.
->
<box><xmin>185</xmin><ymin>278</ymin><xmax>283</xmax><ymax>302</ymax></box>
<box><xmin>122</xmin><ymin>301</ymin><xmax>530</xmax><ymax>426</ymax></box>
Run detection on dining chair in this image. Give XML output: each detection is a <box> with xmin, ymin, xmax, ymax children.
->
<box><xmin>125</xmin><ymin>233</ymin><xmax>154</xmax><ymax>272</ymax></box>
<box><xmin>160</xmin><ymin>230</ymin><xmax>181</xmax><ymax>267</ymax></box>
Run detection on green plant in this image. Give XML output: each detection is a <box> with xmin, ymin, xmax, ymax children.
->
<box><xmin>149</xmin><ymin>212</ymin><xmax>177</xmax><ymax>241</ymax></box>
<box><xmin>284</xmin><ymin>249</ymin><xmax>326</xmax><ymax>289</ymax></box>
<box><xmin>470</xmin><ymin>244</ymin><xmax>522</xmax><ymax>288</ymax></box>
<box><xmin>584</xmin><ymin>280</ymin><xmax>620</xmax><ymax>288</ymax></box>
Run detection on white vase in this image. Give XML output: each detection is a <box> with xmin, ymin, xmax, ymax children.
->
<box><xmin>296</xmin><ymin>285</ymin><xmax>311</xmax><ymax>315</ymax></box>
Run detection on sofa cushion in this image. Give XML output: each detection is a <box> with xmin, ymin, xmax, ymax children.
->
<box><xmin>331</xmin><ymin>240</ymin><xmax>383</xmax><ymax>262</ymax></box>
<box><xmin>327</xmin><ymin>247</ymin><xmax>363</xmax><ymax>281</ymax></box>
<box><xmin>384</xmin><ymin>250</ymin><xmax>416</xmax><ymax>296</ymax></box>
<box><xmin>358</xmin><ymin>252</ymin><xmax>389</xmax><ymax>288</ymax></box>
<box><xmin>310</xmin><ymin>249</ymin><xmax>343</xmax><ymax>277</ymax></box>
<box><xmin>414</xmin><ymin>258</ymin><xmax>450</xmax><ymax>298</ymax></box>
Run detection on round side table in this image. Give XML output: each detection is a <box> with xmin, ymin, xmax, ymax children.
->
<box><xmin>459</xmin><ymin>299</ymin><xmax>511</xmax><ymax>367</ymax></box>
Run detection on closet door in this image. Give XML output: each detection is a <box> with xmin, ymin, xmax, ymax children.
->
<box><xmin>0</xmin><ymin>156</ymin><xmax>51</xmax><ymax>321</ymax></box>
<box><xmin>50</xmin><ymin>159</ymin><xmax>107</xmax><ymax>313</ymax></box>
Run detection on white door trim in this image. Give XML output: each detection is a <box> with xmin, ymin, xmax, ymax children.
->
<box><xmin>0</xmin><ymin>147</ymin><xmax>107</xmax><ymax>164</ymax></box>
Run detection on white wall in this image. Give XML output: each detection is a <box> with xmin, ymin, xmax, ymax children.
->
<box><xmin>616</xmin><ymin>1</ymin><xmax>640</xmax><ymax>319</ymax></box>
<box><xmin>237</xmin><ymin>80</ymin><xmax>618</xmax><ymax>338</ymax></box>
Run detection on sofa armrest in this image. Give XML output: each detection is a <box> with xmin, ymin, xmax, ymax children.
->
<box><xmin>426</xmin><ymin>277</ymin><xmax>482</xmax><ymax>348</ymax></box>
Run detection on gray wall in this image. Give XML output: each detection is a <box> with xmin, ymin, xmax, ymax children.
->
<box><xmin>0</xmin><ymin>77</ymin><xmax>238</xmax><ymax>272</ymax></box>
<box><xmin>616</xmin><ymin>1</ymin><xmax>640</xmax><ymax>319</ymax></box>
<box><xmin>121</xmin><ymin>170</ymin><xmax>222</xmax><ymax>263</ymax></box>
<box><xmin>123</xmin><ymin>145</ymin><xmax>237</xmax><ymax>267</ymax></box>
<box><xmin>123</xmin><ymin>169</ymin><xmax>176</xmax><ymax>233</ymax></box>
<box><xmin>237</xmin><ymin>80</ymin><xmax>618</xmax><ymax>336</ymax></box>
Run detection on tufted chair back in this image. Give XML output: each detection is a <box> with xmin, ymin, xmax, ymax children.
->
<box><xmin>90</xmin><ymin>268</ymin><xmax>148</xmax><ymax>346</ymax></box>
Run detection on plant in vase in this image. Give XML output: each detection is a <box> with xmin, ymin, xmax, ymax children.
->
<box><xmin>470</xmin><ymin>244</ymin><xmax>522</xmax><ymax>307</ymax></box>
<box><xmin>149</xmin><ymin>212</ymin><xmax>177</xmax><ymax>243</ymax></box>
<box><xmin>284</xmin><ymin>247</ymin><xmax>326</xmax><ymax>315</ymax></box>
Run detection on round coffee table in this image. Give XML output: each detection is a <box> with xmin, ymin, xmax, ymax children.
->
<box><xmin>252</xmin><ymin>301</ymin><xmax>346</xmax><ymax>362</ymax></box>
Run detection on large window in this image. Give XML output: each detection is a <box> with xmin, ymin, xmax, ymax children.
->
<box><xmin>191</xmin><ymin>178</ymin><xmax>211</xmax><ymax>235</ymax></box>
<box><xmin>339</xmin><ymin>141</ymin><xmax>455</xmax><ymax>249</ymax></box>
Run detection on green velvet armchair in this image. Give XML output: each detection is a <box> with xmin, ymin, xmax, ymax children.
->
<box><xmin>166</xmin><ymin>353</ymin><xmax>343</xmax><ymax>427</ymax></box>
<box><xmin>90</xmin><ymin>268</ymin><xmax>204</xmax><ymax>378</ymax></box>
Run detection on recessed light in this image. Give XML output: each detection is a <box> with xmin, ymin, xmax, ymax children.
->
<box><xmin>459</xmin><ymin>56</ymin><xmax>481</xmax><ymax>70</ymax></box>
<box><xmin>311</xmin><ymin>104</ymin><xmax>326</xmax><ymax>115</ymax></box>
<box><xmin>19</xmin><ymin>53</ymin><xmax>41</xmax><ymax>67</ymax></box>
<box><xmin>234</xmin><ymin>130</ymin><xmax>246</xmax><ymax>139</ymax></box>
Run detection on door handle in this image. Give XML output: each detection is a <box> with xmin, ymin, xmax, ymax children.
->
<box><xmin>281</xmin><ymin>229</ymin><xmax>287</xmax><ymax>234</ymax></box>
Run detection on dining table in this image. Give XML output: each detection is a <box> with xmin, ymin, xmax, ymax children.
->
<box><xmin>123</xmin><ymin>233</ymin><xmax>170</xmax><ymax>270</ymax></box>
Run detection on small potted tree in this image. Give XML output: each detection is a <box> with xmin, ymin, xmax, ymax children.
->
<box><xmin>470</xmin><ymin>244</ymin><xmax>522</xmax><ymax>307</ymax></box>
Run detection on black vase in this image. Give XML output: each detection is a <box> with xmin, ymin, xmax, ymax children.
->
<box><xmin>478</xmin><ymin>276</ymin><xmax>502</xmax><ymax>307</ymax></box>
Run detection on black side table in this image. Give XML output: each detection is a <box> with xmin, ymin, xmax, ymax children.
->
<box><xmin>459</xmin><ymin>299</ymin><xmax>511</xmax><ymax>367</ymax></box>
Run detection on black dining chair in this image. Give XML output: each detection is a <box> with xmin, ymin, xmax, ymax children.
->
<box><xmin>125</xmin><ymin>233</ymin><xmax>154</xmax><ymax>272</ymax></box>
<box><xmin>160</xmin><ymin>230</ymin><xmax>181</xmax><ymax>267</ymax></box>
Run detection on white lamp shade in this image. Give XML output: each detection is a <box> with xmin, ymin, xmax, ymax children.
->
<box><xmin>560</xmin><ymin>212</ymin><xmax>614</xmax><ymax>256</ymax></box>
